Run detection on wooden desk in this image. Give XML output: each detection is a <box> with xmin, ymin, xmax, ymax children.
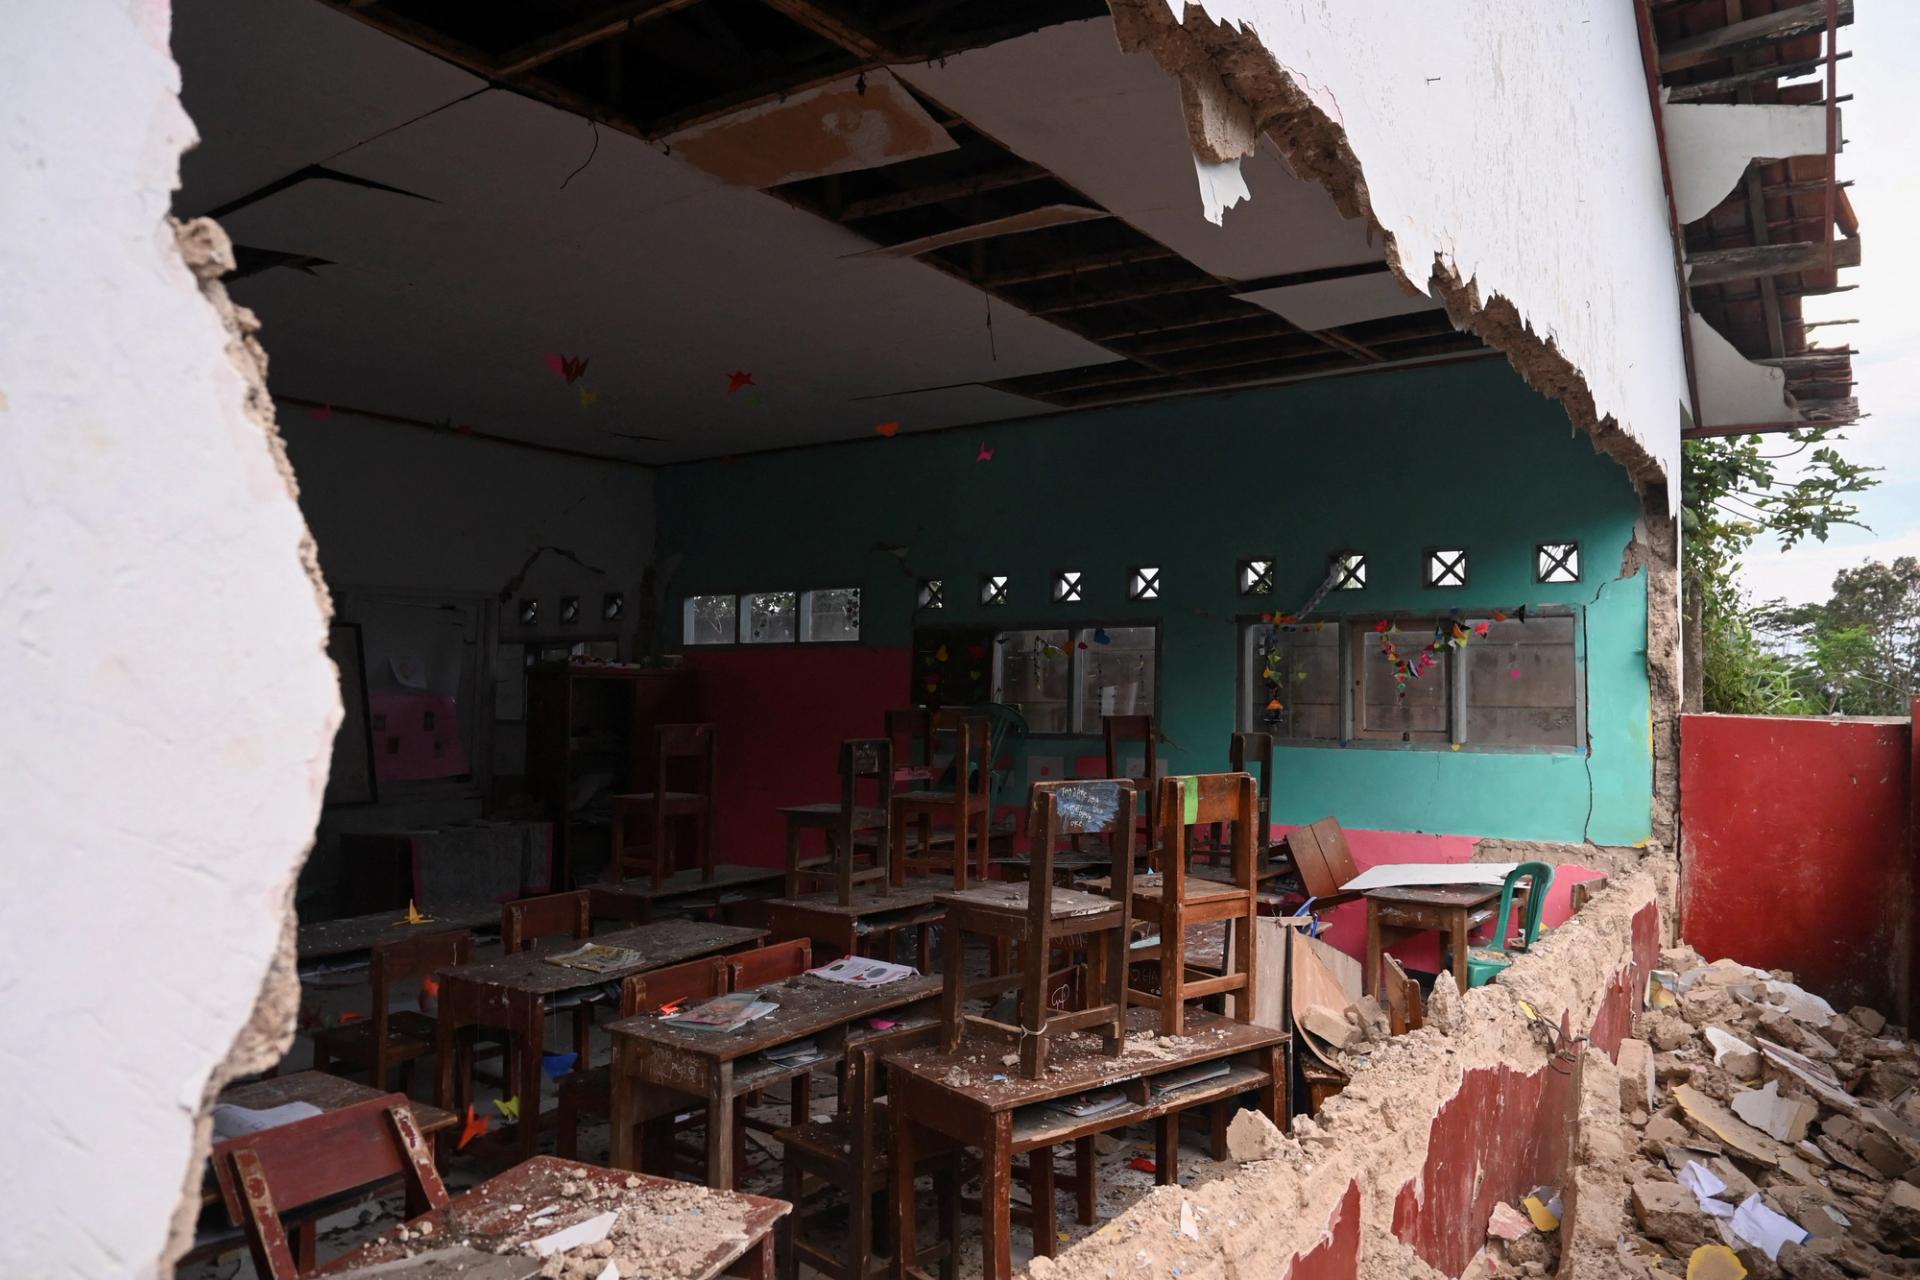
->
<box><xmin>436</xmin><ymin>919</ymin><xmax>766</xmax><ymax>1160</ymax></box>
<box><xmin>764</xmin><ymin>876</ymin><xmax>953</xmax><ymax>967</ymax></box>
<box><xmin>322</xmin><ymin>1156</ymin><xmax>789</xmax><ymax>1280</ymax></box>
<box><xmin>1362</xmin><ymin>883</ymin><xmax>1517</xmax><ymax>996</ymax></box>
<box><xmin>608</xmin><ymin>973</ymin><xmax>943</xmax><ymax>1189</ymax></box>
<box><xmin>296</xmin><ymin>903</ymin><xmax>499</xmax><ymax>975</ymax></box>
<box><xmin>589</xmin><ymin>865</ymin><xmax>789</xmax><ymax>924</ymax></box>
<box><xmin>777</xmin><ymin>802</ymin><xmax>889</xmax><ymax>898</ymax></box>
<box><xmin>883</xmin><ymin>1009</ymin><xmax>1288</xmax><ymax>1280</ymax></box>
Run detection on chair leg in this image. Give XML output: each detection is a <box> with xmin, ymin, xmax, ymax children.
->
<box><xmin>779</xmin><ymin>1154</ymin><xmax>801</xmax><ymax>1280</ymax></box>
<box><xmin>555</xmin><ymin>1086</ymin><xmax>578</xmax><ymax>1160</ymax></box>
<box><xmin>940</xmin><ymin>919</ymin><xmax>966</xmax><ymax>1052</ymax></box>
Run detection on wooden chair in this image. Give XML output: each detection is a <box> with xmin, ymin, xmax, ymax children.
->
<box><xmin>890</xmin><ymin>711</ymin><xmax>992</xmax><ymax>889</ymax></box>
<box><xmin>212</xmin><ymin>1094</ymin><xmax>447</xmax><ymax>1280</ymax></box>
<box><xmin>610</xmin><ymin>722</ymin><xmax>718</xmax><ymax>887</ymax></box>
<box><xmin>1283</xmin><ymin>816</ymin><xmax>1364</xmax><ymax>910</ymax></box>
<box><xmin>311</xmin><ymin>929</ymin><xmax>471</xmax><ymax>1095</ymax></box>
<box><xmin>776</xmin><ymin>1025</ymin><xmax>962</xmax><ymax>1280</ymax></box>
<box><xmin>1103</xmin><ymin>713</ymin><xmax>1159</xmax><ymax>862</ymax></box>
<box><xmin>729</xmin><ymin>937</ymin><xmax>813</xmax><ymax>989</ymax></box>
<box><xmin>1128</xmin><ymin>773</ymin><xmax>1260</xmax><ymax>1036</ymax></box>
<box><xmin>555</xmin><ymin>956</ymin><xmax>729</xmax><ymax>1160</ymax></box>
<box><xmin>1228</xmin><ymin>731</ymin><xmax>1298</xmax><ymax>888</ymax></box>
<box><xmin>501</xmin><ymin>890</ymin><xmax>593</xmax><ymax>1071</ymax></box>
<box><xmin>939</xmin><ymin>779</ymin><xmax>1134</xmax><ymax>1078</ymax></box>
<box><xmin>884</xmin><ymin>707</ymin><xmax>934</xmax><ymax>786</ymax></box>
<box><xmin>785</xmin><ymin>738</ymin><xmax>892</xmax><ymax>905</ymax></box>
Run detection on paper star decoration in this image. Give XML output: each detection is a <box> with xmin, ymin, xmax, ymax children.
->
<box><xmin>875</xmin><ymin>421</ymin><xmax>900</xmax><ymax>438</ymax></box>
<box><xmin>457</xmin><ymin>1106</ymin><xmax>489</xmax><ymax>1151</ymax></box>
<box><xmin>546</xmin><ymin>354</ymin><xmax>590</xmax><ymax>384</ymax></box>
<box><xmin>977</xmin><ymin>443</ymin><xmax>993</xmax><ymax>462</ymax></box>
<box><xmin>725</xmin><ymin>370</ymin><xmax>755</xmax><ymax>395</ymax></box>
<box><xmin>492</xmin><ymin>1096</ymin><xmax>521</xmax><ymax>1122</ymax></box>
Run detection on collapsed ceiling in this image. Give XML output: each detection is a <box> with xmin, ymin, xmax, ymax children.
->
<box><xmin>172</xmin><ymin>0</ymin><xmax>1487</xmax><ymax>464</ymax></box>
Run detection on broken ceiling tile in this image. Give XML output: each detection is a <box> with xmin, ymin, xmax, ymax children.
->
<box><xmin>1192</xmin><ymin>152</ymin><xmax>1249</xmax><ymax>226</ymax></box>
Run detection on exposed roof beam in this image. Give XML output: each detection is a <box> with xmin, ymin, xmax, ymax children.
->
<box><xmin>495</xmin><ymin>1</ymin><xmax>705</xmax><ymax>77</ymax></box>
<box><xmin>1753</xmin><ymin>347</ymin><xmax>1856</xmax><ymax>366</ymax></box>
<box><xmin>1666</xmin><ymin>49</ymin><xmax>1851</xmax><ymax>101</ymax></box>
<box><xmin>836</xmin><ymin>164</ymin><xmax>1049</xmax><ymax>219</ymax></box>
<box><xmin>1026</xmin><ymin>277</ymin><xmax>1223</xmax><ymax>317</ymax></box>
<box><xmin>1687</xmin><ymin>234</ymin><xmax>1860</xmax><ymax>284</ymax></box>
<box><xmin>1659</xmin><ymin>0</ymin><xmax>1852</xmax><ymax>74</ymax></box>
<box><xmin>980</xmin><ymin>245</ymin><xmax>1178</xmax><ymax>287</ymax></box>
<box><xmin>757</xmin><ymin>0</ymin><xmax>893</xmax><ymax>61</ymax></box>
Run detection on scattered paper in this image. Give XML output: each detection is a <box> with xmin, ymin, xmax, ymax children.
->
<box><xmin>545</xmin><ymin>943</ymin><xmax>643</xmax><ymax>974</ymax></box>
<box><xmin>530</xmin><ymin>1210</ymin><xmax>618</xmax><ymax>1258</ymax></box>
<box><xmin>809</xmin><ymin>956</ymin><xmax>917</xmax><ymax>986</ymax></box>
<box><xmin>1678</xmin><ymin>1161</ymin><xmax>1735</xmax><ymax>1218</ymax></box>
<box><xmin>595</xmin><ymin>1264</ymin><xmax>619</xmax><ymax>1280</ymax></box>
<box><xmin>1178</xmin><ymin>1200</ymin><xmax>1198</xmax><ymax>1240</ymax></box>
<box><xmin>211</xmin><ymin>1101</ymin><xmax>322</xmax><ymax>1141</ymax></box>
<box><xmin>1340</xmin><ymin>863</ymin><xmax>1518</xmax><ymax>892</ymax></box>
<box><xmin>1646</xmin><ymin>970</ymin><xmax>1679</xmax><ymax>1010</ymax></box>
<box><xmin>1730</xmin><ymin>1080</ymin><xmax>1816</xmax><ymax>1143</ymax></box>
<box><xmin>1729</xmin><ymin>1194</ymin><xmax>1807</xmax><ymax>1261</ymax></box>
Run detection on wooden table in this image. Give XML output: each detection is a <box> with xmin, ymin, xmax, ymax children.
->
<box><xmin>322</xmin><ymin>1156</ymin><xmax>790</xmax><ymax>1280</ymax></box>
<box><xmin>1362</xmin><ymin>883</ymin><xmax>1518</xmax><ymax>996</ymax></box>
<box><xmin>589</xmin><ymin>864</ymin><xmax>789</xmax><ymax>924</ymax></box>
<box><xmin>883</xmin><ymin>1008</ymin><xmax>1288</xmax><ymax>1280</ymax></box>
<box><xmin>296</xmin><ymin>902</ymin><xmax>500</xmax><ymax>975</ymax></box>
<box><xmin>764</xmin><ymin>876</ymin><xmax>954</xmax><ymax>967</ymax></box>
<box><xmin>436</xmin><ymin>919</ymin><xmax>766</xmax><ymax>1160</ymax></box>
<box><xmin>607</xmin><ymin>973</ymin><xmax>943</xmax><ymax>1189</ymax></box>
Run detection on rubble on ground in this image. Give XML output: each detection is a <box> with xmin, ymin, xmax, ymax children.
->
<box><xmin>1554</xmin><ymin>946</ymin><xmax>1920</xmax><ymax>1278</ymax></box>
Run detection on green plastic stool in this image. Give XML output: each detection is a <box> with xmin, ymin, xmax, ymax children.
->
<box><xmin>1466</xmin><ymin>861</ymin><xmax>1554</xmax><ymax>988</ymax></box>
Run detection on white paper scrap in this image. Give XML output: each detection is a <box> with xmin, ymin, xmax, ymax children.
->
<box><xmin>1193</xmin><ymin>153</ymin><xmax>1250</xmax><ymax>226</ymax></box>
<box><xmin>1730</xmin><ymin>1194</ymin><xmax>1807</xmax><ymax>1261</ymax></box>
<box><xmin>1340</xmin><ymin>863</ymin><xmax>1519</xmax><ymax>893</ymax></box>
<box><xmin>595</xmin><ymin>1264</ymin><xmax>620</xmax><ymax>1280</ymax></box>
<box><xmin>530</xmin><ymin>1210</ymin><xmax>618</xmax><ymax>1258</ymax></box>
<box><xmin>1678</xmin><ymin>1161</ymin><xmax>1726</xmax><ymax>1202</ymax></box>
<box><xmin>1763</xmin><ymin>980</ymin><xmax>1835</xmax><ymax>1026</ymax></box>
<box><xmin>211</xmin><ymin>1101</ymin><xmax>323</xmax><ymax>1140</ymax></box>
<box><xmin>1703</xmin><ymin>1026</ymin><xmax>1753</xmax><ymax>1066</ymax></box>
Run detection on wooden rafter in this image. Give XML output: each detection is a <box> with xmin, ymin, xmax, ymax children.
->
<box><xmin>837</xmin><ymin>165</ymin><xmax>1050</xmax><ymax>220</ymax></box>
<box><xmin>1687</xmin><ymin>234</ymin><xmax>1860</xmax><ymax>285</ymax></box>
<box><xmin>495</xmin><ymin>0</ymin><xmax>704</xmax><ymax>77</ymax></box>
<box><xmin>1665</xmin><ymin>49</ymin><xmax>1851</xmax><ymax>101</ymax></box>
<box><xmin>758</xmin><ymin>0</ymin><xmax>893</xmax><ymax>61</ymax></box>
<box><xmin>1659</xmin><ymin>0</ymin><xmax>1853</xmax><ymax>74</ymax></box>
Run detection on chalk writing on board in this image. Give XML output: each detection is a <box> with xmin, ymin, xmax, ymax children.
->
<box><xmin>1044</xmin><ymin>780</ymin><xmax>1123</xmax><ymax>833</ymax></box>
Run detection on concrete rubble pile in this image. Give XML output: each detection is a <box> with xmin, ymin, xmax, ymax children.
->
<box><xmin>1594</xmin><ymin>946</ymin><xmax>1920</xmax><ymax>1278</ymax></box>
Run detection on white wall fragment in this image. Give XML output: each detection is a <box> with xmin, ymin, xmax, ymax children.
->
<box><xmin>1193</xmin><ymin>152</ymin><xmax>1251</xmax><ymax>225</ymax></box>
<box><xmin>1663</xmin><ymin>100</ymin><xmax>1830</xmax><ymax>224</ymax></box>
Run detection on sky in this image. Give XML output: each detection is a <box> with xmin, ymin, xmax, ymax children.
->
<box><xmin>1735</xmin><ymin>0</ymin><xmax>1920</xmax><ymax>606</ymax></box>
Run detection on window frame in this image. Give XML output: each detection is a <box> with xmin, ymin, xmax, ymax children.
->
<box><xmin>679</xmin><ymin>587</ymin><xmax>865</xmax><ymax>647</ymax></box>
<box><xmin>1234</xmin><ymin>606</ymin><xmax>1586</xmax><ymax>754</ymax></box>
<box><xmin>989</xmin><ymin>617</ymin><xmax>1164</xmax><ymax>738</ymax></box>
<box><xmin>1535</xmin><ymin>541</ymin><xmax>1582</xmax><ymax>584</ymax></box>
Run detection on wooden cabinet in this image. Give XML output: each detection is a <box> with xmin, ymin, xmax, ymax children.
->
<box><xmin>524</xmin><ymin>664</ymin><xmax>696</xmax><ymax>887</ymax></box>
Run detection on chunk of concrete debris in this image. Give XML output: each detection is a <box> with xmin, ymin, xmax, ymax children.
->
<box><xmin>1427</xmin><ymin>974</ymin><xmax>1463</xmax><ymax>1035</ymax></box>
<box><xmin>1632</xmin><ymin>1181</ymin><xmax>1717</xmax><ymax>1247</ymax></box>
<box><xmin>1847</xmin><ymin>1006</ymin><xmax>1887</xmax><ymax>1036</ymax></box>
<box><xmin>1301</xmin><ymin>1004</ymin><xmax>1358</xmax><ymax>1050</ymax></box>
<box><xmin>1704</xmin><ymin>1026</ymin><xmax>1761</xmax><ymax>1078</ymax></box>
<box><xmin>1878</xmin><ymin>1179</ymin><xmax>1920</xmax><ymax>1240</ymax></box>
<box><xmin>1346</xmin><ymin>996</ymin><xmax>1390</xmax><ymax>1044</ymax></box>
<box><xmin>1730</xmin><ymin>1080</ymin><xmax>1817</xmax><ymax>1144</ymax></box>
<box><xmin>1619</xmin><ymin>1037</ymin><xmax>1657</xmax><ymax>1112</ymax></box>
<box><xmin>1674</xmin><ymin>1084</ymin><xmax>1794</xmax><ymax>1166</ymax></box>
<box><xmin>1225</xmin><ymin>1107</ymin><xmax>1287</xmax><ymax>1163</ymax></box>
<box><xmin>1486</xmin><ymin>1199</ymin><xmax>1533</xmax><ymax>1241</ymax></box>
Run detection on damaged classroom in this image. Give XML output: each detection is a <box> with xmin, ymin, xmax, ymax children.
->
<box><xmin>9</xmin><ymin>1</ymin><xmax>1919</xmax><ymax>1279</ymax></box>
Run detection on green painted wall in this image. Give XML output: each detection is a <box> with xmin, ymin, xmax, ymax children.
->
<box><xmin>657</xmin><ymin>359</ymin><xmax>1653</xmax><ymax>846</ymax></box>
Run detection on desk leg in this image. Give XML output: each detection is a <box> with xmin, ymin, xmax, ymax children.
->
<box><xmin>519</xmin><ymin>1007</ymin><xmax>545</xmax><ymax>1162</ymax></box>
<box><xmin>1074</xmin><ymin>1137</ymin><xmax>1095</xmax><ymax>1224</ymax></box>
<box><xmin>707</xmin><ymin>1061</ymin><xmax>736</xmax><ymax>1189</ymax></box>
<box><xmin>1450</xmin><ymin>908</ymin><xmax>1470</xmax><ymax>995</ymax></box>
<box><xmin>1030</xmin><ymin>1146</ymin><xmax>1056</xmax><ymax>1258</ymax></box>
<box><xmin>1259</xmin><ymin>1042</ymin><xmax>1286</xmax><ymax>1133</ymax></box>
<box><xmin>941</xmin><ymin>920</ymin><xmax>966</xmax><ymax>1052</ymax></box>
<box><xmin>1154</xmin><ymin>1115</ymin><xmax>1178</xmax><ymax>1186</ymax></box>
<box><xmin>981</xmin><ymin>1113</ymin><xmax>1014</xmax><ymax>1280</ymax></box>
<box><xmin>1363</xmin><ymin>901</ymin><xmax>1382</xmax><ymax>997</ymax></box>
<box><xmin>891</xmin><ymin>1110</ymin><xmax>919</xmax><ymax>1280</ymax></box>
<box><xmin>784</xmin><ymin>820</ymin><xmax>801</xmax><ymax>898</ymax></box>
<box><xmin>725</xmin><ymin>1232</ymin><xmax>775</xmax><ymax>1280</ymax></box>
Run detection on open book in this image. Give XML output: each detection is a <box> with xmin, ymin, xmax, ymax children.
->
<box><xmin>664</xmin><ymin>990</ymin><xmax>781</xmax><ymax>1033</ymax></box>
<box><xmin>808</xmin><ymin>956</ymin><xmax>917</xmax><ymax>987</ymax></box>
<box><xmin>544</xmin><ymin>942</ymin><xmax>642</xmax><ymax>974</ymax></box>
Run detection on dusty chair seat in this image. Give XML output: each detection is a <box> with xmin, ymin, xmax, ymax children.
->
<box><xmin>1128</xmin><ymin>873</ymin><xmax>1248</xmax><ymax>906</ymax></box>
<box><xmin>940</xmin><ymin>881</ymin><xmax>1124</xmax><ymax>921</ymax></box>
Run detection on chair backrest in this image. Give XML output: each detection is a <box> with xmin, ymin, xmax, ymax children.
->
<box><xmin>1159</xmin><ymin>773</ymin><xmax>1258</xmax><ymax>897</ymax></box>
<box><xmin>1228</xmin><ymin>732</ymin><xmax>1275</xmax><ymax>822</ymax></box>
<box><xmin>654</xmin><ymin>722</ymin><xmax>716</xmax><ymax>797</ymax></box>
<box><xmin>501</xmin><ymin>890</ymin><xmax>591</xmax><ymax>954</ymax></box>
<box><xmin>884</xmin><ymin>708</ymin><xmax>934</xmax><ymax>782</ymax></box>
<box><xmin>1103</xmin><ymin>715</ymin><xmax>1157</xmax><ymax>781</ymax></box>
<box><xmin>1285</xmin><ymin>817</ymin><xmax>1359</xmax><ymax>900</ymax></box>
<box><xmin>930</xmin><ymin>710</ymin><xmax>991</xmax><ymax>801</ymax></box>
<box><xmin>970</xmin><ymin>702</ymin><xmax>1030</xmax><ymax>812</ymax></box>
<box><xmin>1489</xmin><ymin>862</ymin><xmax>1555</xmax><ymax>956</ymax></box>
<box><xmin>369</xmin><ymin>929</ymin><xmax>471</xmax><ymax>1041</ymax></box>
<box><xmin>1028</xmin><ymin>780</ymin><xmax>1136</xmax><ymax>929</ymax></box>
<box><xmin>212</xmin><ymin>1095</ymin><xmax>448</xmax><ymax>1280</ymax></box>
<box><xmin>846</xmin><ymin>1022</ymin><xmax>943</xmax><ymax>1166</ymax></box>
<box><xmin>587</xmin><ymin>886</ymin><xmax>651</xmax><ymax>931</ymax></box>
<box><xmin>839</xmin><ymin>737</ymin><xmax>892</xmax><ymax>852</ymax></box>
<box><xmin>621</xmin><ymin>955</ymin><xmax>729</xmax><ymax>1016</ymax></box>
<box><xmin>729</xmin><ymin>937</ymin><xmax>812</xmax><ymax>989</ymax></box>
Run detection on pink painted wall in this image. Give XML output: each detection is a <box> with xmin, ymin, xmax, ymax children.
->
<box><xmin>1680</xmin><ymin>711</ymin><xmax>1915</xmax><ymax>1021</ymax></box>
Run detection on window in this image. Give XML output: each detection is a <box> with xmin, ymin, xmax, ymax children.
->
<box><xmin>684</xmin><ymin>595</ymin><xmax>737</xmax><ymax>645</ymax></box>
<box><xmin>992</xmin><ymin>623</ymin><xmax>1159</xmax><ymax>735</ymax></box>
<box><xmin>1128</xmin><ymin>566</ymin><xmax>1160</xmax><ymax>601</ymax></box>
<box><xmin>1424</xmin><ymin>548</ymin><xmax>1468</xmax><ymax>589</ymax></box>
<box><xmin>1238</xmin><ymin>558</ymin><xmax>1274</xmax><ymax>596</ymax></box>
<box><xmin>800</xmin><ymin>588</ymin><xmax>861</xmax><ymax>642</ymax></box>
<box><xmin>681</xmin><ymin>588</ymin><xmax>862</xmax><ymax>645</ymax></box>
<box><xmin>1536</xmin><ymin>542</ymin><xmax>1581</xmax><ymax>584</ymax></box>
<box><xmin>981</xmin><ymin>574</ymin><xmax>1009</xmax><ymax>606</ymax></box>
<box><xmin>918</xmin><ymin>578</ymin><xmax>944</xmax><ymax>609</ymax></box>
<box><xmin>559</xmin><ymin>595</ymin><xmax>581</xmax><ymax>625</ymax></box>
<box><xmin>1238</xmin><ymin>609</ymin><xmax>1582</xmax><ymax>751</ymax></box>
<box><xmin>1052</xmin><ymin>570</ymin><xmax>1082</xmax><ymax>603</ymax></box>
<box><xmin>1331</xmin><ymin>553</ymin><xmax>1366</xmax><ymax>590</ymax></box>
<box><xmin>601</xmin><ymin>592</ymin><xmax>624</xmax><ymax>622</ymax></box>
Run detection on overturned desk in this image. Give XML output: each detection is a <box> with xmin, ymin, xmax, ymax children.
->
<box><xmin>607</xmin><ymin>972</ymin><xmax>942</xmax><ymax>1189</ymax></box>
<box><xmin>883</xmin><ymin>1008</ymin><xmax>1288</xmax><ymax>1280</ymax></box>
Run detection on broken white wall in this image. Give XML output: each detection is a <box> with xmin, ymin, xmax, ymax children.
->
<box><xmin>1115</xmin><ymin>0</ymin><xmax>1690</xmax><ymax>493</ymax></box>
<box><xmin>0</xmin><ymin>3</ymin><xmax>339</xmax><ymax>1276</ymax></box>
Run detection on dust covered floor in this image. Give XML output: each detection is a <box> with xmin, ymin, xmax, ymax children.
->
<box><xmin>179</xmin><ymin>940</ymin><xmax>1237</xmax><ymax>1279</ymax></box>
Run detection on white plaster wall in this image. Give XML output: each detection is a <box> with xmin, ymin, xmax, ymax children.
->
<box><xmin>1161</xmin><ymin>0</ymin><xmax>1690</xmax><ymax>491</ymax></box>
<box><xmin>0</xmin><ymin>2</ymin><xmax>339</xmax><ymax>1275</ymax></box>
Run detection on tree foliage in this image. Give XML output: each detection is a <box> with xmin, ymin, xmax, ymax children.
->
<box><xmin>1763</xmin><ymin>557</ymin><xmax>1920</xmax><ymax>715</ymax></box>
<box><xmin>1680</xmin><ymin>429</ymin><xmax>1877</xmax><ymax>715</ymax></box>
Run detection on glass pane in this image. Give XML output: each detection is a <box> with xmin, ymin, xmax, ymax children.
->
<box><xmin>1246</xmin><ymin>622</ymin><xmax>1340</xmax><ymax>740</ymax></box>
<box><xmin>803</xmin><ymin>588</ymin><xmax>861</xmax><ymax>642</ymax></box>
<box><xmin>1355</xmin><ymin>620</ymin><xmax>1449</xmax><ymax>740</ymax></box>
<box><xmin>684</xmin><ymin>595</ymin><xmax>737</xmax><ymax>645</ymax></box>
<box><xmin>1466</xmin><ymin>615</ymin><xmax>1578</xmax><ymax>746</ymax></box>
<box><xmin>355</xmin><ymin>595</ymin><xmax>479</xmax><ymax>784</ymax></box>
<box><xmin>1075</xmin><ymin>626</ymin><xmax>1155</xmax><ymax>733</ymax></box>
<box><xmin>994</xmin><ymin>629</ymin><xmax>1071</xmax><ymax>733</ymax></box>
<box><xmin>743</xmin><ymin>592</ymin><xmax>797</xmax><ymax>644</ymax></box>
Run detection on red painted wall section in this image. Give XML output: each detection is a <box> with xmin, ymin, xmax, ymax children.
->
<box><xmin>1282</xmin><ymin>1181</ymin><xmax>1362</xmax><ymax>1280</ymax></box>
<box><xmin>1391</xmin><ymin>1061</ymin><xmax>1574</xmax><ymax>1276</ymax></box>
<box><xmin>1588</xmin><ymin>902</ymin><xmax>1662</xmax><ymax>1059</ymax></box>
<box><xmin>683</xmin><ymin>646</ymin><xmax>911</xmax><ymax>866</ymax></box>
<box><xmin>1680</xmin><ymin>712</ymin><xmax>1914</xmax><ymax>1020</ymax></box>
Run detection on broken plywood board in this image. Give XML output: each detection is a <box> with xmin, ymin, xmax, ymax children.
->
<box><xmin>1339</xmin><ymin>862</ymin><xmax>1517</xmax><ymax>892</ymax></box>
<box><xmin>1252</xmin><ymin>915</ymin><xmax>1304</xmax><ymax>1032</ymax></box>
<box><xmin>663</xmin><ymin>70</ymin><xmax>956</xmax><ymax>189</ymax></box>
<box><xmin>1673</xmin><ymin>1083</ymin><xmax>1798</xmax><ymax>1167</ymax></box>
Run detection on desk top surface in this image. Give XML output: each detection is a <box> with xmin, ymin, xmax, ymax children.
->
<box><xmin>297</xmin><ymin>902</ymin><xmax>500</xmax><ymax>962</ymax></box>
<box><xmin>590</xmin><ymin>864</ymin><xmax>787</xmax><ymax>901</ymax></box>
<box><xmin>321</xmin><ymin>1157</ymin><xmax>788</xmax><ymax>1280</ymax></box>
<box><xmin>1364</xmin><ymin>884</ymin><xmax>1505</xmax><ymax>908</ymax></box>
<box><xmin>440</xmin><ymin>920</ymin><xmax>765</xmax><ymax>996</ymax></box>
<box><xmin>765</xmin><ymin>875</ymin><xmax>958</xmax><ymax>916</ymax></box>
<box><xmin>610</xmin><ymin>972</ymin><xmax>942</xmax><ymax>1062</ymax></box>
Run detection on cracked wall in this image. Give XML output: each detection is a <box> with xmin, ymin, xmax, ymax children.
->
<box><xmin>0</xmin><ymin>5</ymin><xmax>339</xmax><ymax>1276</ymax></box>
